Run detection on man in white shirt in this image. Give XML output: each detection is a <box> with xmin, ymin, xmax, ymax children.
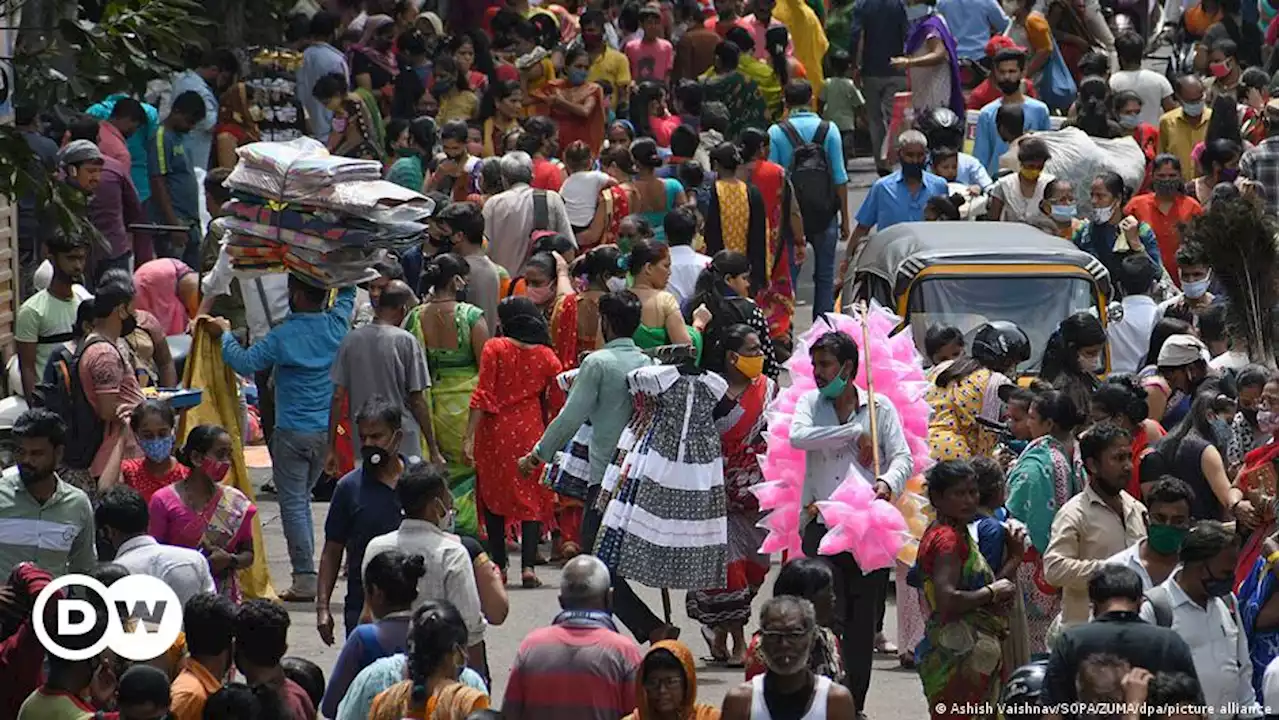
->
<box><xmin>362</xmin><ymin>462</ymin><xmax>487</xmax><ymax>671</ymax></box>
<box><xmin>1108</xmin><ymin>254</ymin><xmax>1162</xmax><ymax>374</ymax></box>
<box><xmin>1106</xmin><ymin>475</ymin><xmax>1193</xmax><ymax>590</ymax></box>
<box><xmin>95</xmin><ymin>485</ymin><xmax>215</xmax><ymax>606</ymax></box>
<box><xmin>1110</xmin><ymin>30</ymin><xmax>1177</xmax><ymax>127</ymax></box>
<box><xmin>481</xmin><ymin>152</ymin><xmax>575</xmax><ymax>276</ymax></box>
<box><xmin>788</xmin><ymin>329</ymin><xmax>912</xmax><ymax>716</ymax></box>
<box><xmin>664</xmin><ymin>206</ymin><xmax>709</xmax><ymax>308</ymax></box>
<box><xmin>1139</xmin><ymin>521</ymin><xmax>1262</xmax><ymax>720</ymax></box>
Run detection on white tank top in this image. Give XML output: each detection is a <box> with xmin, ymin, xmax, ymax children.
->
<box><xmin>749</xmin><ymin>674</ymin><xmax>831</xmax><ymax>720</ymax></box>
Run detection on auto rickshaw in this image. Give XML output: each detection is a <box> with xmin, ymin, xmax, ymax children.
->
<box><xmin>841</xmin><ymin>221</ymin><xmax>1117</xmax><ymax>375</ymax></box>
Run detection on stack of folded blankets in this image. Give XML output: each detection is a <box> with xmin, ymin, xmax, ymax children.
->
<box><xmin>223</xmin><ymin>137</ymin><xmax>434</xmax><ymax>287</ymax></box>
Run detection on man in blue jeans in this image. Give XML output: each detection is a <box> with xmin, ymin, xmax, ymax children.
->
<box><xmin>217</xmin><ymin>275</ymin><xmax>356</xmax><ymax>601</ymax></box>
<box><xmin>767</xmin><ymin>79</ymin><xmax>851</xmax><ymax>319</ymax></box>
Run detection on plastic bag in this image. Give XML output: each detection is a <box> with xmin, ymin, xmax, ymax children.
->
<box><xmin>1000</xmin><ymin>128</ymin><xmax>1146</xmax><ymax>214</ymax></box>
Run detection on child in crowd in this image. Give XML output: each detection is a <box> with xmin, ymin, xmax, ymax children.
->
<box><xmin>560</xmin><ymin>141</ymin><xmax>618</xmax><ymax>235</ymax></box>
<box><xmin>924</xmin><ymin>325</ymin><xmax>965</xmax><ymax>366</ymax></box>
<box><xmin>819</xmin><ymin>49</ymin><xmax>863</xmax><ymax>167</ymax></box>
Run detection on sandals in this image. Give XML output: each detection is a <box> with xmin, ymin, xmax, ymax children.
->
<box><xmin>278</xmin><ymin>587</ymin><xmax>315</xmax><ymax>603</ymax></box>
<box><xmin>700</xmin><ymin>626</ymin><xmax>729</xmax><ymax>663</ymax></box>
<box><xmin>521</xmin><ymin>568</ymin><xmax>543</xmax><ymax>588</ymax></box>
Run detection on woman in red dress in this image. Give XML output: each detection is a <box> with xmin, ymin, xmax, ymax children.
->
<box><xmin>97</xmin><ymin>399</ymin><xmax>189</xmax><ymax>503</ymax></box>
<box><xmin>465</xmin><ymin>297</ymin><xmax>564</xmax><ymax>587</ymax></box>
<box><xmin>740</xmin><ymin>128</ymin><xmax>803</xmax><ymax>349</ymax></box>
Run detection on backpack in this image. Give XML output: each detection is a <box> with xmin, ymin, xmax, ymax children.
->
<box><xmin>781</xmin><ymin>120</ymin><xmax>840</xmax><ymax>236</ymax></box>
<box><xmin>32</xmin><ymin>337</ymin><xmax>120</xmax><ymax>470</ymax></box>
<box><xmin>1143</xmin><ymin>584</ymin><xmax>1240</xmax><ymax>628</ymax></box>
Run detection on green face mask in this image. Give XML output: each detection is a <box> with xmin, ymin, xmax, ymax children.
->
<box><xmin>819</xmin><ymin>367</ymin><xmax>849</xmax><ymax>399</ymax></box>
<box><xmin>395</xmin><ymin>146</ymin><xmax>419</xmax><ymax>158</ymax></box>
<box><xmin>1147</xmin><ymin>523</ymin><xmax>1188</xmax><ymax>555</ymax></box>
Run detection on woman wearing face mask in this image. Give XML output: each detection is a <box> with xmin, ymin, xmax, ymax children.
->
<box><xmin>986</xmin><ymin>137</ymin><xmax>1056</xmax><ymax>224</ymax></box>
<box><xmin>514</xmin><ymin>249</ymin><xmax>579</xmax><ymax>411</ymax></box>
<box><xmin>369</xmin><ymin>601</ymin><xmax>489</xmax><ymax>719</ymax></box>
<box><xmin>577</xmin><ymin>145</ymin><xmax>642</xmax><ymax>247</ymax></box>
<box><xmin>96</xmin><ymin>399</ymin><xmax>186</xmax><ymax>503</ymax></box>
<box><xmin>1187</xmin><ymin>137</ymin><xmax>1242</xmax><ymax>206</ymax></box>
<box><xmin>386</xmin><ymin>117</ymin><xmax>438</xmax><ymax>192</ymax></box>
<box><xmin>465</xmin><ymin>297</ymin><xmax>562</xmax><ymax>587</ymax></box>
<box><xmin>1030</xmin><ymin>178</ymin><xmax>1081</xmax><ymax>238</ymax></box>
<box><xmin>1232</xmin><ymin>374</ymin><xmax>1278</xmax><ymax>591</ymax></box>
<box><xmin>685</xmin><ymin>326</ymin><xmax>775</xmax><ymax>666</ymax></box>
<box><xmin>684</xmin><ymin>252</ymin><xmax>777</xmax><ymax>378</ymax></box>
<box><xmin>632</xmin><ymin>138</ymin><xmax>688</xmax><ymax>242</ymax></box>
<box><xmin>1112</xmin><ymin>91</ymin><xmax>1160</xmax><ymax>194</ymax></box>
<box><xmin>536</xmin><ymin>46</ymin><xmax>606</xmax><ymax>156</ymax></box>
<box><xmin>891</xmin><ymin>0</ymin><xmax>964</xmax><ymax>117</ymax></box>
<box><xmin>1070</xmin><ymin>171</ymin><xmax>1162</xmax><ymax>280</ymax></box>
<box><xmin>314</xmin><ymin>71</ymin><xmax>388</xmax><ymax>162</ymax></box>
<box><xmin>1125</xmin><ymin>154</ymin><xmax>1204</xmax><ymax>282</ymax></box>
<box><xmin>926</xmin><ymin>321</ymin><xmax>1032</xmax><ymax>461</ymax></box>
<box><xmin>148</xmin><ymin>424</ymin><xmax>256</xmax><ymax>601</ymax></box>
<box><xmin>430</xmin><ymin>55</ymin><xmax>480</xmax><ymax>124</ymax></box>
<box><xmin>320</xmin><ymin>550</ymin><xmax>427</xmax><ymax>719</ymax></box>
<box><xmin>349</xmin><ymin>15</ymin><xmax>400</xmax><ymax>107</ymax></box>
<box><xmin>1090</xmin><ymin>377</ymin><xmax>1168</xmax><ymax>498</ymax></box>
<box><xmin>1228</xmin><ymin>366</ymin><xmax>1274</xmax><ymax>469</ymax></box>
<box><xmin>1006</xmin><ymin>391</ymin><xmax>1086</xmax><ymax>655</ymax></box>
<box><xmin>405</xmin><ymin>254</ymin><xmax>491</xmax><ymax>489</ymax></box>
<box><xmin>915</xmin><ymin>460</ymin><xmax>1019</xmax><ymax>720</ymax></box>
<box><xmin>1149</xmin><ymin>392</ymin><xmax>1252</xmax><ymax>522</ymax></box>
<box><xmin>478</xmin><ymin>80</ymin><xmax>524</xmax><ymax>157</ymax></box>
<box><xmin>1039</xmin><ymin>312</ymin><xmax>1108</xmax><ymax>414</ymax></box>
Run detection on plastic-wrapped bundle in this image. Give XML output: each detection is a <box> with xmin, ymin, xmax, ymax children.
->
<box><xmin>1000</xmin><ymin>128</ymin><xmax>1146</xmax><ymax>214</ymax></box>
<box><xmin>233</xmin><ymin>137</ymin><xmax>382</xmax><ymax>187</ymax></box>
<box><xmin>224</xmin><ymin>201</ymin><xmax>428</xmax><ymax>249</ymax></box>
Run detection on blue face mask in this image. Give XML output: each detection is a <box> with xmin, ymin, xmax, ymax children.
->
<box><xmin>139</xmin><ymin>435</ymin><xmax>175</xmax><ymax>463</ymax></box>
<box><xmin>1182</xmin><ymin>101</ymin><xmax>1205</xmax><ymax>117</ymax></box>
<box><xmin>568</xmin><ymin>68</ymin><xmax>589</xmax><ymax>85</ymax></box>
<box><xmin>1118</xmin><ymin>113</ymin><xmax>1141</xmax><ymax>129</ymax></box>
<box><xmin>819</xmin><ymin>367</ymin><xmax>850</xmax><ymax>399</ymax></box>
<box><xmin>1050</xmin><ymin>204</ymin><xmax>1077</xmax><ymax>221</ymax></box>
<box><xmin>906</xmin><ymin>3</ymin><xmax>931</xmax><ymax>20</ymax></box>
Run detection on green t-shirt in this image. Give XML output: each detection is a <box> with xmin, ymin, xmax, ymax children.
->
<box><xmin>15</xmin><ymin>289</ymin><xmax>86</xmax><ymax>379</ymax></box>
<box><xmin>17</xmin><ymin>687</ymin><xmax>96</xmax><ymax>719</ymax></box>
<box><xmin>820</xmin><ymin>77</ymin><xmax>864</xmax><ymax>133</ymax></box>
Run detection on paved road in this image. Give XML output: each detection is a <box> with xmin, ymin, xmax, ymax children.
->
<box><xmin>248</xmin><ymin>178</ymin><xmax>931</xmax><ymax>718</ymax></box>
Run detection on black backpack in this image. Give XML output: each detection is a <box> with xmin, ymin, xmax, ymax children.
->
<box><xmin>782</xmin><ymin>120</ymin><xmax>840</xmax><ymax>236</ymax></box>
<box><xmin>32</xmin><ymin>337</ymin><xmax>119</xmax><ymax>470</ymax></box>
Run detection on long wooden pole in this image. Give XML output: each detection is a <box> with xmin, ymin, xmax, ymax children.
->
<box><xmin>857</xmin><ymin>302</ymin><xmax>881</xmax><ymax>475</ymax></box>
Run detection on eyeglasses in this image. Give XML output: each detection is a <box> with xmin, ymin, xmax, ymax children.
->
<box><xmin>643</xmin><ymin>675</ymin><xmax>684</xmax><ymax>691</ymax></box>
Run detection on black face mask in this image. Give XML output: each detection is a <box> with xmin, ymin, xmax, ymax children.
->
<box><xmin>361</xmin><ymin>444</ymin><xmax>391</xmax><ymax>470</ymax></box>
<box><xmin>121</xmin><ymin>313</ymin><xmax>138</xmax><ymax>336</ymax></box>
<box><xmin>996</xmin><ymin>78</ymin><xmax>1021</xmax><ymax>95</ymax></box>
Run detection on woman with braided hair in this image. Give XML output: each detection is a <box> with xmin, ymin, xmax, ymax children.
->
<box><xmin>368</xmin><ymin>600</ymin><xmax>489</xmax><ymax>719</ymax></box>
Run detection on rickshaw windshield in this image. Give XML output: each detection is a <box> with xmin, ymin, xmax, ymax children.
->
<box><xmin>906</xmin><ymin>275</ymin><xmax>1098</xmax><ymax>373</ymax></box>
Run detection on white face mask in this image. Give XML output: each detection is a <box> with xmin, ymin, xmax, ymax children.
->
<box><xmin>606</xmin><ymin>276</ymin><xmax>628</xmax><ymax>292</ymax></box>
<box><xmin>1092</xmin><ymin>204</ymin><xmax>1116</xmax><ymax>224</ymax></box>
<box><xmin>436</xmin><ymin>498</ymin><xmax>456</xmax><ymax>533</ymax></box>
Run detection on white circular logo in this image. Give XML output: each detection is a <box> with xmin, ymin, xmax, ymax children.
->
<box><xmin>33</xmin><ymin>574</ymin><xmax>184</xmax><ymax>661</ymax></box>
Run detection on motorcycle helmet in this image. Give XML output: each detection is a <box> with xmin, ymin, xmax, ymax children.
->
<box><xmin>971</xmin><ymin>321</ymin><xmax>1032</xmax><ymax>371</ymax></box>
<box><xmin>914</xmin><ymin>107</ymin><xmax>965</xmax><ymax>151</ymax></box>
<box><xmin>1002</xmin><ymin>660</ymin><xmax>1050</xmax><ymax>719</ymax></box>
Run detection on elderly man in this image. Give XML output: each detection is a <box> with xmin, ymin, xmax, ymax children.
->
<box><xmin>503</xmin><ymin>555</ymin><xmax>643</xmax><ymax>720</ymax></box>
<box><xmin>1158</xmin><ymin>75</ymin><xmax>1213</xmax><ymax>181</ymax></box>
<box><xmin>481</xmin><ymin>151</ymin><xmax>574</xmax><ymax>276</ymax></box>
<box><xmin>838</xmin><ymin>130</ymin><xmax>947</xmax><ymax>285</ymax></box>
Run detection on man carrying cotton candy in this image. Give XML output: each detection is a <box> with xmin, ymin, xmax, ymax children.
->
<box><xmin>788</xmin><ymin>329</ymin><xmax>915</xmax><ymax>717</ymax></box>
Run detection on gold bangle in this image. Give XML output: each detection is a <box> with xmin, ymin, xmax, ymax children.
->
<box><xmin>1267</xmin><ymin>550</ymin><xmax>1279</xmax><ymax>566</ymax></box>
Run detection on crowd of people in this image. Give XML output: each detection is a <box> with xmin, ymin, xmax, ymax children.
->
<box><xmin>2</xmin><ymin>0</ymin><xmax>1280</xmax><ymax>717</ymax></box>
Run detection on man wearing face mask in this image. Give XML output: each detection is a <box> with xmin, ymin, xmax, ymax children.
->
<box><xmin>318</xmin><ymin>397</ymin><xmax>412</xmax><ymax>645</ymax></box>
<box><xmin>217</xmin><ymin>275</ymin><xmax>357</xmax><ymax>602</ymax></box>
<box><xmin>1159</xmin><ymin>243</ymin><xmax>1218</xmax><ymax>322</ymax></box>
<box><xmin>1159</xmin><ymin>75</ymin><xmax>1214</xmax><ymax>181</ymax></box>
<box><xmin>788</xmin><ymin>330</ymin><xmax>912</xmax><ymax>714</ymax></box>
<box><xmin>0</xmin><ymin>409</ymin><xmax>95</xmax><ymax>579</ymax></box>
<box><xmin>362</xmin><ymin>462</ymin><xmax>488</xmax><ymax>675</ymax></box>
<box><xmin>1044</xmin><ymin>423</ymin><xmax>1148</xmax><ymax>632</ymax></box>
<box><xmin>430</xmin><ymin>120</ymin><xmax>484</xmax><ymax>202</ymax></box>
<box><xmin>327</xmin><ymin>280</ymin><xmax>443</xmax><ymax>475</ymax></box>
<box><xmin>78</xmin><ymin>269</ymin><xmax>146</xmax><ymax>489</ymax></box>
<box><xmin>972</xmin><ymin>48</ymin><xmax>1052</xmax><ymax>175</ymax></box>
<box><xmin>1139</xmin><ymin>521</ymin><xmax>1261</xmax><ymax>720</ymax></box>
<box><xmin>433</xmin><ymin>201</ymin><xmax>501</xmax><ymax>330</ymax></box>
<box><xmin>720</xmin><ymin>596</ymin><xmax>858</xmax><ymax>719</ymax></box>
<box><xmin>1108</xmin><ymin>476</ymin><xmax>1194</xmax><ymax>590</ymax></box>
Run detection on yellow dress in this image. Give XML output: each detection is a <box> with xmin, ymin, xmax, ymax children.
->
<box><xmin>926</xmin><ymin>366</ymin><xmax>998</xmax><ymax>460</ymax></box>
<box><xmin>773</xmin><ymin>0</ymin><xmax>829</xmax><ymax>88</ymax></box>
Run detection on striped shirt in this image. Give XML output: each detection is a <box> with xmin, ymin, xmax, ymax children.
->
<box><xmin>502</xmin><ymin>612</ymin><xmax>643</xmax><ymax>720</ymax></box>
<box><xmin>0</xmin><ymin>467</ymin><xmax>97</xmax><ymax>579</ymax></box>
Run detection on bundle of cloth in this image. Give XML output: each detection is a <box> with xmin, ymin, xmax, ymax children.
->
<box><xmin>999</xmin><ymin>128</ymin><xmax>1146</xmax><ymax>215</ymax></box>
<box><xmin>220</xmin><ymin>137</ymin><xmax>434</xmax><ymax>287</ymax></box>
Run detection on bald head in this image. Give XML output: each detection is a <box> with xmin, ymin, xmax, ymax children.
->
<box><xmin>559</xmin><ymin>555</ymin><xmax>611</xmax><ymax>611</ymax></box>
<box><xmin>377</xmin><ymin>279</ymin><xmax>417</xmax><ymax>311</ymax></box>
<box><xmin>1175</xmin><ymin>75</ymin><xmax>1205</xmax><ymax>102</ymax></box>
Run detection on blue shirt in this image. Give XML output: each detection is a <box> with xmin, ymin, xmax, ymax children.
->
<box><xmin>854</xmin><ymin>169</ymin><xmax>948</xmax><ymax>229</ymax></box>
<box><xmin>163</xmin><ymin>70</ymin><xmax>218</xmax><ymax>171</ymax></box>
<box><xmin>929</xmin><ymin>151</ymin><xmax>994</xmax><ymax>188</ymax></box>
<box><xmin>297</xmin><ymin>43</ymin><xmax>349</xmax><ymax>141</ymax></box>
<box><xmin>972</xmin><ymin>97</ymin><xmax>1053</xmax><ymax>175</ymax></box>
<box><xmin>937</xmin><ymin>0</ymin><xmax>1009</xmax><ymax>61</ymax></box>
<box><xmin>766</xmin><ymin>111</ymin><xmax>850</xmax><ymax>186</ymax></box>
<box><xmin>322</xmin><ymin>462</ymin><xmax>405</xmax><ymax>628</ymax></box>
<box><xmin>149</xmin><ymin>126</ymin><xmax>200</xmax><ymax>222</ymax></box>
<box><xmin>220</xmin><ymin>286</ymin><xmax>356</xmax><ymax>432</ymax></box>
<box><xmin>849</xmin><ymin>0</ymin><xmax>908</xmax><ymax>77</ymax></box>
<box><xmin>86</xmin><ymin>94</ymin><xmax>160</xmax><ymax>202</ymax></box>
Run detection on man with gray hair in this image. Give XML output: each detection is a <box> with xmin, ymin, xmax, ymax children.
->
<box><xmin>721</xmin><ymin>596</ymin><xmax>858</xmax><ymax>719</ymax></box>
<box><xmin>838</xmin><ymin>129</ymin><xmax>947</xmax><ymax>286</ymax></box>
<box><xmin>503</xmin><ymin>554</ymin><xmax>643</xmax><ymax>720</ymax></box>
<box><xmin>481</xmin><ymin>150</ymin><xmax>575</xmax><ymax>276</ymax></box>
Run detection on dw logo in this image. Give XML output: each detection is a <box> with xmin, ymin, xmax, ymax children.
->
<box><xmin>32</xmin><ymin>574</ymin><xmax>183</xmax><ymax>661</ymax></box>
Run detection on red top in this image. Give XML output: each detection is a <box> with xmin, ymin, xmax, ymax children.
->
<box><xmin>503</xmin><ymin>623</ymin><xmax>643</xmax><ymax>720</ymax></box>
<box><xmin>121</xmin><ymin>457</ymin><xmax>190</xmax><ymax>503</ymax></box>
<box><xmin>0</xmin><ymin>564</ymin><xmax>53</xmax><ymax>720</ymax></box>
<box><xmin>1126</xmin><ymin>420</ymin><xmax>1166</xmax><ymax>498</ymax></box>
<box><xmin>532</xmin><ymin>157</ymin><xmax>567</xmax><ymax>191</ymax></box>
<box><xmin>1124</xmin><ymin>192</ymin><xmax>1203</xmax><ymax>284</ymax></box>
<box><xmin>918</xmin><ymin>522</ymin><xmax>971</xmax><ymax>621</ymax></box>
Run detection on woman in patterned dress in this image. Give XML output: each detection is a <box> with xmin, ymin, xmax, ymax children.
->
<box><xmin>739</xmin><ymin>128</ymin><xmax>803</xmax><ymax>349</ymax></box>
<box><xmin>576</xmin><ymin>145</ymin><xmax>641</xmax><ymax>248</ymax></box>
<box><xmin>926</xmin><ymin>322</ymin><xmax>1031</xmax><ymax>461</ymax></box>
<box><xmin>683</xmin><ymin>252</ymin><xmax>777</xmax><ymax>380</ymax></box>
<box><xmin>1005</xmin><ymin>391</ymin><xmax>1087</xmax><ymax>655</ymax></box>
<box><xmin>686</xmin><ymin>325</ymin><xmax>775</xmax><ymax>665</ymax></box>
<box><xmin>465</xmin><ymin>297</ymin><xmax>563</xmax><ymax>588</ymax></box>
